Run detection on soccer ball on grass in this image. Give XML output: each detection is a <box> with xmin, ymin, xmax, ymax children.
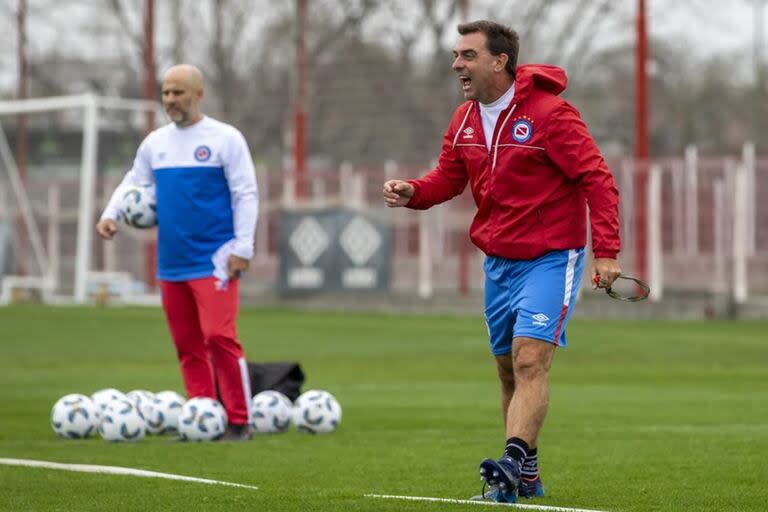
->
<box><xmin>178</xmin><ymin>397</ymin><xmax>227</xmax><ymax>441</ymax></box>
<box><xmin>152</xmin><ymin>390</ymin><xmax>186</xmax><ymax>434</ymax></box>
<box><xmin>51</xmin><ymin>393</ymin><xmax>99</xmax><ymax>439</ymax></box>
<box><xmin>293</xmin><ymin>389</ymin><xmax>342</xmax><ymax>434</ymax></box>
<box><xmin>91</xmin><ymin>388</ymin><xmax>127</xmax><ymax>421</ymax></box>
<box><xmin>98</xmin><ymin>398</ymin><xmax>146</xmax><ymax>442</ymax></box>
<box><xmin>250</xmin><ymin>390</ymin><xmax>293</xmax><ymax>434</ymax></box>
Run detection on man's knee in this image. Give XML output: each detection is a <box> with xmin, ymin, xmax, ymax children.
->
<box><xmin>512</xmin><ymin>338</ymin><xmax>553</xmax><ymax>381</ymax></box>
<box><xmin>204</xmin><ymin>334</ymin><xmax>243</xmax><ymax>356</ymax></box>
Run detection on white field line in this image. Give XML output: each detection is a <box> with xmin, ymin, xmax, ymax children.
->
<box><xmin>0</xmin><ymin>458</ymin><xmax>259</xmax><ymax>490</ymax></box>
<box><xmin>364</xmin><ymin>494</ymin><xmax>609</xmax><ymax>512</ymax></box>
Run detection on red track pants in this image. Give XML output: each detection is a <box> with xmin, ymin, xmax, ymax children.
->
<box><xmin>160</xmin><ymin>277</ymin><xmax>251</xmax><ymax>425</ymax></box>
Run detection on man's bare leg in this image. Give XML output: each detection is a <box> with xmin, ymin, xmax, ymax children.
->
<box><xmin>506</xmin><ymin>337</ymin><xmax>555</xmax><ymax>445</ymax></box>
<box><xmin>495</xmin><ymin>353</ymin><xmax>515</xmax><ymax>429</ymax></box>
<box><xmin>480</xmin><ymin>337</ymin><xmax>554</xmax><ymax>498</ymax></box>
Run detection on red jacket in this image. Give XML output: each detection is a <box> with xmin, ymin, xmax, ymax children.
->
<box><xmin>407</xmin><ymin>64</ymin><xmax>620</xmax><ymax>260</ymax></box>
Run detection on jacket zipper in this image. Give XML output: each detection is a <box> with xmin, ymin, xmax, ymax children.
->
<box><xmin>491</xmin><ymin>103</ymin><xmax>517</xmax><ymax>172</ymax></box>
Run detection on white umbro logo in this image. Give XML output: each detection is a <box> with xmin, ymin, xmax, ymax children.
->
<box><xmin>462</xmin><ymin>127</ymin><xmax>474</xmax><ymax>139</ymax></box>
<box><xmin>532</xmin><ymin>313</ymin><xmax>549</xmax><ymax>326</ymax></box>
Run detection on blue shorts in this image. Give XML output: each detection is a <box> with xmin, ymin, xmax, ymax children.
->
<box><xmin>484</xmin><ymin>248</ymin><xmax>585</xmax><ymax>355</ymax></box>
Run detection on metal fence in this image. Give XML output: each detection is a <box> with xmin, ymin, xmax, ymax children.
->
<box><xmin>1</xmin><ymin>145</ymin><xmax>766</xmax><ymax>305</ymax></box>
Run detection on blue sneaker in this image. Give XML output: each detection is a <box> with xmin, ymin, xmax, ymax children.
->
<box><xmin>479</xmin><ymin>455</ymin><xmax>521</xmax><ymax>502</ymax></box>
<box><xmin>470</xmin><ymin>485</ymin><xmax>516</xmax><ymax>503</ymax></box>
<box><xmin>519</xmin><ymin>476</ymin><xmax>545</xmax><ymax>498</ymax></box>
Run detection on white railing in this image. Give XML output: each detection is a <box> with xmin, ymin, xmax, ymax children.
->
<box><xmin>1</xmin><ymin>134</ymin><xmax>766</xmax><ymax>305</ymax></box>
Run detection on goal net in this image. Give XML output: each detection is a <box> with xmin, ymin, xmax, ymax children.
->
<box><xmin>0</xmin><ymin>94</ymin><xmax>162</xmax><ymax>305</ymax></box>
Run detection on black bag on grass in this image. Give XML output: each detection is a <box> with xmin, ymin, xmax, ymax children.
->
<box><xmin>247</xmin><ymin>362</ymin><xmax>305</xmax><ymax>401</ymax></box>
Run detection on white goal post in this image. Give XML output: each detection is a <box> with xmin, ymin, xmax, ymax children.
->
<box><xmin>0</xmin><ymin>94</ymin><xmax>159</xmax><ymax>304</ymax></box>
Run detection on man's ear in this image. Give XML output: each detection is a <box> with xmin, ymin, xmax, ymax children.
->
<box><xmin>496</xmin><ymin>53</ymin><xmax>509</xmax><ymax>73</ymax></box>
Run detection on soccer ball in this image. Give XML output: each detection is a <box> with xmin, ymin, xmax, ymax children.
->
<box><xmin>51</xmin><ymin>393</ymin><xmax>99</xmax><ymax>439</ymax></box>
<box><xmin>150</xmin><ymin>390</ymin><xmax>186</xmax><ymax>434</ymax></box>
<box><xmin>126</xmin><ymin>390</ymin><xmax>160</xmax><ymax>433</ymax></box>
<box><xmin>126</xmin><ymin>389</ymin><xmax>155</xmax><ymax>406</ymax></box>
<box><xmin>178</xmin><ymin>397</ymin><xmax>227</xmax><ymax>441</ymax></box>
<box><xmin>293</xmin><ymin>389</ymin><xmax>342</xmax><ymax>434</ymax></box>
<box><xmin>98</xmin><ymin>398</ymin><xmax>146</xmax><ymax>442</ymax></box>
<box><xmin>91</xmin><ymin>388</ymin><xmax>127</xmax><ymax>419</ymax></box>
<box><xmin>139</xmin><ymin>400</ymin><xmax>164</xmax><ymax>434</ymax></box>
<box><xmin>119</xmin><ymin>184</ymin><xmax>157</xmax><ymax>228</ymax></box>
<box><xmin>250</xmin><ymin>390</ymin><xmax>293</xmax><ymax>434</ymax></box>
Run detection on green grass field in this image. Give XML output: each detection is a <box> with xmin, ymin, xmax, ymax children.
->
<box><xmin>0</xmin><ymin>305</ymin><xmax>766</xmax><ymax>511</ymax></box>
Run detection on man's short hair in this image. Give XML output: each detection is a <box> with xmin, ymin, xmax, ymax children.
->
<box><xmin>457</xmin><ymin>20</ymin><xmax>519</xmax><ymax>79</ymax></box>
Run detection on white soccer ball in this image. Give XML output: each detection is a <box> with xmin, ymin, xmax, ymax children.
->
<box><xmin>91</xmin><ymin>388</ymin><xmax>127</xmax><ymax>419</ymax></box>
<box><xmin>178</xmin><ymin>397</ymin><xmax>227</xmax><ymax>441</ymax></box>
<box><xmin>137</xmin><ymin>401</ymin><xmax>164</xmax><ymax>435</ymax></box>
<box><xmin>98</xmin><ymin>398</ymin><xmax>146</xmax><ymax>442</ymax></box>
<box><xmin>250</xmin><ymin>390</ymin><xmax>293</xmax><ymax>434</ymax></box>
<box><xmin>126</xmin><ymin>389</ymin><xmax>156</xmax><ymax>406</ymax></box>
<box><xmin>293</xmin><ymin>389</ymin><xmax>342</xmax><ymax>434</ymax></box>
<box><xmin>126</xmin><ymin>390</ymin><xmax>159</xmax><ymax>433</ymax></box>
<box><xmin>118</xmin><ymin>184</ymin><xmax>157</xmax><ymax>228</ymax></box>
<box><xmin>151</xmin><ymin>390</ymin><xmax>186</xmax><ymax>434</ymax></box>
<box><xmin>51</xmin><ymin>393</ymin><xmax>99</xmax><ymax>439</ymax></box>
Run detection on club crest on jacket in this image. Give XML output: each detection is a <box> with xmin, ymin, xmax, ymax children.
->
<box><xmin>511</xmin><ymin>117</ymin><xmax>533</xmax><ymax>143</ymax></box>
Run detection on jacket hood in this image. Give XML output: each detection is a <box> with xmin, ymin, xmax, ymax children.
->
<box><xmin>514</xmin><ymin>64</ymin><xmax>568</xmax><ymax>98</ymax></box>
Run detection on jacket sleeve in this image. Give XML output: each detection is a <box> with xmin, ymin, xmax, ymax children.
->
<box><xmin>544</xmin><ymin>102</ymin><xmax>621</xmax><ymax>259</ymax></box>
<box><xmin>405</xmin><ymin>115</ymin><xmax>469</xmax><ymax>210</ymax></box>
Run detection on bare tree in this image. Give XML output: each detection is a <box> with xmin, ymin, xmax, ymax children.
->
<box><xmin>1</xmin><ymin>0</ymin><xmax>760</xmax><ymax>164</ymax></box>
<box><xmin>168</xmin><ymin>0</ymin><xmax>188</xmax><ymax>64</ymax></box>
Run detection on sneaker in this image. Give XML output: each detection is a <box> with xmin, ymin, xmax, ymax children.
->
<box><xmin>469</xmin><ymin>485</ymin><xmax>517</xmax><ymax>503</ymax></box>
<box><xmin>479</xmin><ymin>455</ymin><xmax>521</xmax><ymax>502</ymax></box>
<box><xmin>519</xmin><ymin>475</ymin><xmax>545</xmax><ymax>498</ymax></box>
<box><xmin>220</xmin><ymin>423</ymin><xmax>253</xmax><ymax>441</ymax></box>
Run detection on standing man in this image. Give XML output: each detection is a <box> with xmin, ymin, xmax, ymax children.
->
<box><xmin>97</xmin><ymin>64</ymin><xmax>258</xmax><ymax>441</ymax></box>
<box><xmin>383</xmin><ymin>21</ymin><xmax>621</xmax><ymax>502</ymax></box>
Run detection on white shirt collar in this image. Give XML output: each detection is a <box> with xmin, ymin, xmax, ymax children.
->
<box><xmin>480</xmin><ymin>84</ymin><xmax>515</xmax><ymax>110</ymax></box>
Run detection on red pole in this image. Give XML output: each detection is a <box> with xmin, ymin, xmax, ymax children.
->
<box><xmin>143</xmin><ymin>0</ymin><xmax>157</xmax><ymax>291</ymax></box>
<box><xmin>15</xmin><ymin>0</ymin><xmax>28</xmax><ymax>276</ymax></box>
<box><xmin>294</xmin><ymin>109</ymin><xmax>306</xmax><ymax>199</ymax></box>
<box><xmin>294</xmin><ymin>0</ymin><xmax>307</xmax><ymax>199</ymax></box>
<box><xmin>634</xmin><ymin>0</ymin><xmax>649</xmax><ymax>281</ymax></box>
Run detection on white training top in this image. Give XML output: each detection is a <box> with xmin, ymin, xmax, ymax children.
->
<box><xmin>101</xmin><ymin>116</ymin><xmax>259</xmax><ymax>281</ymax></box>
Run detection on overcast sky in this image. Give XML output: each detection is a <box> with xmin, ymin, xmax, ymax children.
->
<box><xmin>0</xmin><ymin>1</ymin><xmax>765</xmax><ymax>93</ymax></box>
<box><xmin>651</xmin><ymin>1</ymin><xmax>762</xmax><ymax>57</ymax></box>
